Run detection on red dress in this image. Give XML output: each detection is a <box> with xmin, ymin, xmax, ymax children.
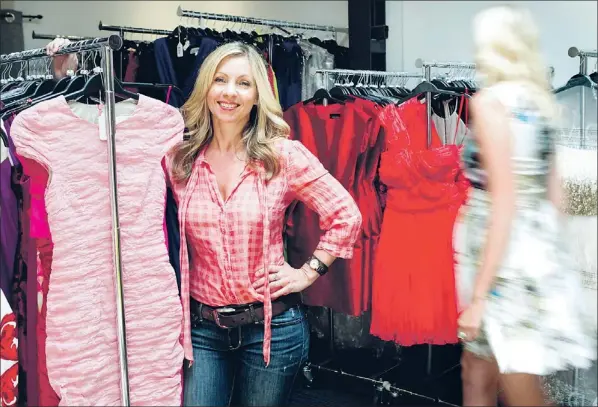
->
<box><xmin>284</xmin><ymin>100</ymin><xmax>382</xmax><ymax>316</ymax></box>
<box><xmin>370</xmin><ymin>99</ymin><xmax>469</xmax><ymax>345</ymax></box>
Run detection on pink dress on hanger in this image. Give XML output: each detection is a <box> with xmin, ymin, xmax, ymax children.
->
<box><xmin>10</xmin><ymin>94</ymin><xmax>184</xmax><ymax>406</ymax></box>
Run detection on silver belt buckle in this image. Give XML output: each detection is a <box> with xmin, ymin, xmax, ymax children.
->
<box><xmin>216</xmin><ymin>307</ymin><xmax>237</xmax><ymax>314</ymax></box>
<box><xmin>212</xmin><ymin>307</ymin><xmax>237</xmax><ymax>328</ymax></box>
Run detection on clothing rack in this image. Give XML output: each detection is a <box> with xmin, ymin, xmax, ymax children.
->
<box><xmin>567</xmin><ymin>46</ymin><xmax>597</xmax><ymax>395</ymax></box>
<box><xmin>0</xmin><ymin>35</ymin><xmax>132</xmax><ymax>407</ymax></box>
<box><xmin>568</xmin><ymin>47</ymin><xmax>598</xmax><ymax>75</ymax></box>
<box><xmin>315</xmin><ymin>68</ymin><xmax>423</xmax><ymax>106</ymax></box>
<box><xmin>567</xmin><ymin>47</ymin><xmax>597</xmax><ymax>149</ymax></box>
<box><xmin>313</xmin><ymin>67</ymin><xmax>422</xmax><ymax>358</ymax></box>
<box><xmin>316</xmin><ymin>68</ymin><xmax>423</xmax><ymax>83</ymax></box>
<box><xmin>305</xmin><ymin>362</ymin><xmax>459</xmax><ymax>407</ymax></box>
<box><xmin>98</xmin><ymin>22</ymin><xmax>171</xmax><ymax>81</ymax></box>
<box><xmin>98</xmin><ymin>21</ymin><xmax>172</xmax><ymax>37</ymax></box>
<box><xmin>301</xmin><ymin>68</ymin><xmax>457</xmax><ymax>406</ymax></box>
<box><xmin>415</xmin><ymin>59</ymin><xmax>477</xmax><ymax>147</ymax></box>
<box><xmin>31</xmin><ymin>31</ymin><xmax>93</xmax><ymax>41</ymax></box>
<box><xmin>176</xmin><ymin>5</ymin><xmax>348</xmax><ymax>39</ymax></box>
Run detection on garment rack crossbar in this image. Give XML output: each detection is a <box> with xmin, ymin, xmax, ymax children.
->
<box><xmin>176</xmin><ymin>5</ymin><xmax>348</xmax><ymax>33</ymax></box>
<box><xmin>98</xmin><ymin>22</ymin><xmax>171</xmax><ymax>36</ymax></box>
<box><xmin>31</xmin><ymin>31</ymin><xmax>94</xmax><ymax>41</ymax></box>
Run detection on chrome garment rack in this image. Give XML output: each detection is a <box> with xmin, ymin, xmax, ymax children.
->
<box><xmin>315</xmin><ymin>68</ymin><xmax>423</xmax><ymax>105</ymax></box>
<box><xmin>0</xmin><ymin>35</ymin><xmax>131</xmax><ymax>406</ymax></box>
<box><xmin>98</xmin><ymin>21</ymin><xmax>172</xmax><ymax>37</ymax></box>
<box><xmin>569</xmin><ymin>47</ymin><xmax>598</xmax><ymax>75</ymax></box>
<box><xmin>31</xmin><ymin>31</ymin><xmax>93</xmax><ymax>41</ymax></box>
<box><xmin>302</xmin><ymin>68</ymin><xmax>453</xmax><ymax>407</ymax></box>
<box><xmin>567</xmin><ymin>46</ymin><xmax>598</xmax><ymax>393</ymax></box>
<box><xmin>98</xmin><ymin>22</ymin><xmax>171</xmax><ymax>81</ymax></box>
<box><xmin>415</xmin><ymin>59</ymin><xmax>477</xmax><ymax>147</ymax></box>
<box><xmin>316</xmin><ymin>68</ymin><xmax>423</xmax><ymax>82</ymax></box>
<box><xmin>306</xmin><ymin>363</ymin><xmax>459</xmax><ymax>406</ymax></box>
<box><xmin>568</xmin><ymin>47</ymin><xmax>597</xmax><ymax>149</ymax></box>
<box><xmin>176</xmin><ymin>5</ymin><xmax>348</xmax><ymax>40</ymax></box>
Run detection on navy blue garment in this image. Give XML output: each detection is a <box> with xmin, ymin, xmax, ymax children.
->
<box><xmin>154</xmin><ymin>38</ymin><xmax>185</xmax><ymax>108</ymax></box>
<box><xmin>165</xmin><ymin>188</ymin><xmax>181</xmax><ymax>294</ymax></box>
<box><xmin>272</xmin><ymin>39</ymin><xmax>303</xmax><ymax>110</ymax></box>
<box><xmin>182</xmin><ymin>35</ymin><xmax>221</xmax><ymax>100</ymax></box>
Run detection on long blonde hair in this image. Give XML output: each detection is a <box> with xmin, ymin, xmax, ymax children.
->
<box><xmin>473</xmin><ymin>5</ymin><xmax>558</xmax><ymax>119</ymax></box>
<box><xmin>170</xmin><ymin>42</ymin><xmax>289</xmax><ymax>183</ymax></box>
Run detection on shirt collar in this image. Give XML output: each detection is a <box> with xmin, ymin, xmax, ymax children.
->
<box><xmin>195</xmin><ymin>144</ymin><xmax>265</xmax><ymax>176</ymax></box>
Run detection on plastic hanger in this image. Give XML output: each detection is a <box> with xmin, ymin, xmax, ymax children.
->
<box><xmin>65</xmin><ymin>71</ymin><xmax>139</xmax><ymax>102</ymax></box>
<box><xmin>554</xmin><ymin>74</ymin><xmax>597</xmax><ymax>94</ymax></box>
<box><xmin>302</xmin><ymin>88</ymin><xmax>346</xmax><ymax>105</ymax></box>
<box><xmin>397</xmin><ymin>81</ymin><xmax>467</xmax><ymax>105</ymax></box>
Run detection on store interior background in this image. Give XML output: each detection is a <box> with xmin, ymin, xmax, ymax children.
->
<box><xmin>4</xmin><ymin>0</ymin><xmax>597</xmax><ymax>87</ymax></box>
<box><xmin>2</xmin><ymin>1</ymin><xmax>597</xmax><ymax>405</ymax></box>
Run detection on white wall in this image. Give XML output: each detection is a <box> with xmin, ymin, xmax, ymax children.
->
<box><xmin>12</xmin><ymin>1</ymin><xmax>348</xmax><ymax>50</ymax></box>
<box><xmin>387</xmin><ymin>1</ymin><xmax>598</xmax><ymax>87</ymax></box>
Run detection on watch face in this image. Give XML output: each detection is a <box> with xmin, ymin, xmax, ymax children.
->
<box><xmin>309</xmin><ymin>259</ymin><xmax>320</xmax><ymax>269</ymax></box>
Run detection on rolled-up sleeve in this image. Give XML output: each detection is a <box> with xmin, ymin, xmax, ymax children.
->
<box><xmin>285</xmin><ymin>140</ymin><xmax>362</xmax><ymax>259</ymax></box>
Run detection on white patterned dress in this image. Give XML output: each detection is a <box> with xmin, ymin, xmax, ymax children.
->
<box><xmin>454</xmin><ymin>82</ymin><xmax>597</xmax><ymax>375</ymax></box>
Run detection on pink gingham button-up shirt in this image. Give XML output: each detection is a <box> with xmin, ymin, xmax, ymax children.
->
<box><xmin>165</xmin><ymin>138</ymin><xmax>362</xmax><ymax>365</ymax></box>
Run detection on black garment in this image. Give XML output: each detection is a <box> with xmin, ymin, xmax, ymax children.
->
<box><xmin>308</xmin><ymin>38</ymin><xmax>349</xmax><ymax>69</ymax></box>
<box><xmin>135</xmin><ymin>43</ymin><xmax>164</xmax><ymax>101</ymax></box>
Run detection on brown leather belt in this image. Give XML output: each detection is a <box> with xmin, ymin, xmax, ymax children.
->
<box><xmin>190</xmin><ymin>293</ymin><xmax>301</xmax><ymax>329</ymax></box>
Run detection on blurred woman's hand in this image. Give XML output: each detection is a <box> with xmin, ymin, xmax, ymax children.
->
<box><xmin>45</xmin><ymin>38</ymin><xmax>78</xmax><ymax>79</ymax></box>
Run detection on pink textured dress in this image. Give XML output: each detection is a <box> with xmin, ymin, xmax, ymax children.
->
<box><xmin>10</xmin><ymin>95</ymin><xmax>184</xmax><ymax>406</ymax></box>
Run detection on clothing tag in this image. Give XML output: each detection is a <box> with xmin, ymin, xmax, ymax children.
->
<box><xmin>183</xmin><ymin>39</ymin><xmax>190</xmax><ymax>51</ymax></box>
<box><xmin>330</xmin><ymin>113</ymin><xmax>341</xmax><ymax>119</ymax></box>
<box><xmin>189</xmin><ymin>47</ymin><xmax>200</xmax><ymax>56</ymax></box>
<box><xmin>177</xmin><ymin>42</ymin><xmax>184</xmax><ymax>58</ymax></box>
<box><xmin>98</xmin><ymin>109</ymin><xmax>107</xmax><ymax>141</ymax></box>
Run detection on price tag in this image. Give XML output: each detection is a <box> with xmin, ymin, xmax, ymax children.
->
<box><xmin>177</xmin><ymin>42</ymin><xmax>184</xmax><ymax>58</ymax></box>
<box><xmin>183</xmin><ymin>39</ymin><xmax>190</xmax><ymax>51</ymax></box>
<box><xmin>98</xmin><ymin>108</ymin><xmax>107</xmax><ymax>141</ymax></box>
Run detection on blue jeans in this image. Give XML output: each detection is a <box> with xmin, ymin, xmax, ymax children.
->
<box><xmin>183</xmin><ymin>304</ymin><xmax>310</xmax><ymax>406</ymax></box>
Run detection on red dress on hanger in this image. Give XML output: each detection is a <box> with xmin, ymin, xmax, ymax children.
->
<box><xmin>370</xmin><ymin>98</ymin><xmax>469</xmax><ymax>345</ymax></box>
<box><xmin>284</xmin><ymin>100</ymin><xmax>379</xmax><ymax>316</ymax></box>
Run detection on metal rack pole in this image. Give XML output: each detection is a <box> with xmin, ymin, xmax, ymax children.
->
<box><xmin>568</xmin><ymin>47</ymin><xmax>597</xmax><ymax>150</ymax></box>
<box><xmin>31</xmin><ymin>31</ymin><xmax>93</xmax><ymax>41</ymax></box>
<box><xmin>0</xmin><ymin>34</ymin><xmax>131</xmax><ymax>406</ymax></box>
<box><xmin>315</xmin><ymin>68</ymin><xmax>423</xmax><ymax>78</ymax></box>
<box><xmin>415</xmin><ymin>58</ymin><xmax>477</xmax><ymax>70</ymax></box>
<box><xmin>176</xmin><ymin>5</ymin><xmax>348</xmax><ymax>34</ymax></box>
<box><xmin>98</xmin><ymin>21</ymin><xmax>172</xmax><ymax>36</ymax></box>
<box><xmin>568</xmin><ymin>48</ymin><xmax>597</xmax><ymax>391</ymax></box>
<box><xmin>101</xmin><ymin>37</ymin><xmax>131</xmax><ymax>407</ymax></box>
<box><xmin>415</xmin><ymin>59</ymin><xmax>477</xmax><ymax>148</ymax></box>
<box><xmin>307</xmin><ymin>362</ymin><xmax>459</xmax><ymax>406</ymax></box>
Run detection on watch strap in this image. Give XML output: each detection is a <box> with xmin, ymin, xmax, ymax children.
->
<box><xmin>306</xmin><ymin>255</ymin><xmax>328</xmax><ymax>276</ymax></box>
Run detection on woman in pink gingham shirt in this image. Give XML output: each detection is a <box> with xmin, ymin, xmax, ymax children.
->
<box><xmin>166</xmin><ymin>42</ymin><xmax>361</xmax><ymax>406</ymax></box>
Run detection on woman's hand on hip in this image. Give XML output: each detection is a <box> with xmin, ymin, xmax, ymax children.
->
<box><xmin>253</xmin><ymin>262</ymin><xmax>319</xmax><ymax>300</ymax></box>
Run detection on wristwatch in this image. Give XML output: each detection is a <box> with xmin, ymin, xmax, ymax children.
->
<box><xmin>305</xmin><ymin>255</ymin><xmax>329</xmax><ymax>276</ymax></box>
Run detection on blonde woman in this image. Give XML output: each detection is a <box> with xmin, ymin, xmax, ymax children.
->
<box><xmin>455</xmin><ymin>5</ymin><xmax>596</xmax><ymax>406</ymax></box>
<box><xmin>49</xmin><ymin>40</ymin><xmax>361</xmax><ymax>405</ymax></box>
<box><xmin>166</xmin><ymin>42</ymin><xmax>361</xmax><ymax>406</ymax></box>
